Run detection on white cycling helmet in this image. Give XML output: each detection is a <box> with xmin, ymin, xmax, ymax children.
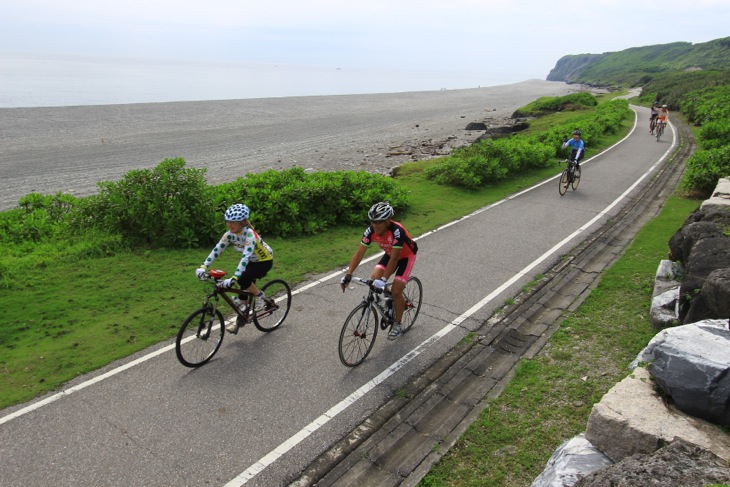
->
<box><xmin>224</xmin><ymin>203</ymin><xmax>250</xmax><ymax>221</ymax></box>
<box><xmin>368</xmin><ymin>202</ymin><xmax>394</xmax><ymax>221</ymax></box>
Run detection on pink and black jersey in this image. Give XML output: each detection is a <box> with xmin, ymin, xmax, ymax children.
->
<box><xmin>361</xmin><ymin>221</ymin><xmax>417</xmax><ymax>258</ymax></box>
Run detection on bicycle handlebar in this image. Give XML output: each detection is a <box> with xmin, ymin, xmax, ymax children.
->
<box><xmin>349</xmin><ymin>276</ymin><xmax>391</xmax><ymax>294</ymax></box>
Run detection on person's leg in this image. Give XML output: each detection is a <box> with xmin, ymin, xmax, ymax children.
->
<box><xmin>388</xmin><ymin>256</ymin><xmax>415</xmax><ymax>339</ymax></box>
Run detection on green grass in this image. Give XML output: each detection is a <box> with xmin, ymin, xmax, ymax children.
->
<box><xmin>417</xmin><ymin>194</ymin><xmax>702</xmax><ymax>487</ymax></box>
<box><xmin>0</xmin><ymin>108</ymin><xmax>680</xmax><ymax>417</ymax></box>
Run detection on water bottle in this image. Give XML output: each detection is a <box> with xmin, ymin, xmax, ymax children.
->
<box><xmin>385</xmin><ymin>296</ymin><xmax>394</xmax><ymax>321</ymax></box>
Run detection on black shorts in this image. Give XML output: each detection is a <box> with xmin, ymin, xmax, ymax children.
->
<box><xmin>239</xmin><ymin>260</ymin><xmax>273</xmax><ymax>288</ymax></box>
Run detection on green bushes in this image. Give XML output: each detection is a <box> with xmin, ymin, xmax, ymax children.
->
<box><xmin>677</xmin><ymin>83</ymin><xmax>730</xmax><ymax>196</ymax></box>
<box><xmin>424</xmin><ymin>138</ymin><xmax>554</xmax><ymax>189</ymax></box>
<box><xmin>681</xmin><ymin>146</ymin><xmax>730</xmax><ymax>196</ymax></box>
<box><xmin>426</xmin><ymin>99</ymin><xmax>631</xmax><ymax>189</ymax></box>
<box><xmin>89</xmin><ymin>158</ymin><xmax>217</xmax><ymax>248</ymax></box>
<box><xmin>215</xmin><ymin>168</ymin><xmax>410</xmax><ymax>238</ymax></box>
<box><xmin>0</xmin><ymin>159</ymin><xmax>410</xmax><ymax>252</ymax></box>
<box><xmin>513</xmin><ymin>92</ymin><xmax>598</xmax><ymax>117</ymax></box>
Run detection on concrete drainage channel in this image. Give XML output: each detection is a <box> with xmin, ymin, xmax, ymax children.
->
<box><xmin>290</xmin><ymin>119</ymin><xmax>695</xmax><ymax>487</ymax></box>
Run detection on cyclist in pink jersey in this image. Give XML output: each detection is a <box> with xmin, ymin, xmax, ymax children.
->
<box><xmin>340</xmin><ymin>202</ymin><xmax>418</xmax><ymax>340</ymax></box>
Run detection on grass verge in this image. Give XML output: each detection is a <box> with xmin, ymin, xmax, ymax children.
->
<box><xmin>417</xmin><ymin>194</ymin><xmax>702</xmax><ymax>486</ymax></box>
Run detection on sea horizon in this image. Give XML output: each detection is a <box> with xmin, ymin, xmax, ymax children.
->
<box><xmin>0</xmin><ymin>50</ymin><xmax>537</xmax><ymax>109</ymax></box>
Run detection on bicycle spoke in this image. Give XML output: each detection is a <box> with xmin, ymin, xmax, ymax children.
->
<box><xmin>253</xmin><ymin>279</ymin><xmax>291</xmax><ymax>332</ymax></box>
<box><xmin>339</xmin><ymin>303</ymin><xmax>378</xmax><ymax>367</ymax></box>
<box><xmin>559</xmin><ymin>169</ymin><xmax>569</xmax><ymax>196</ymax></box>
<box><xmin>176</xmin><ymin>307</ymin><xmax>225</xmax><ymax>367</ymax></box>
<box><xmin>400</xmin><ymin>276</ymin><xmax>423</xmax><ymax>333</ymax></box>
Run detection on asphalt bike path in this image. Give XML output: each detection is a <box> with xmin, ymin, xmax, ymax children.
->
<box><xmin>0</xmin><ymin>106</ymin><xmax>679</xmax><ymax>487</ymax></box>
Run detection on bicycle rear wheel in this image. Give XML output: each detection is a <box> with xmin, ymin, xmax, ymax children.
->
<box><xmin>559</xmin><ymin>169</ymin><xmax>570</xmax><ymax>196</ymax></box>
<box><xmin>253</xmin><ymin>279</ymin><xmax>292</xmax><ymax>332</ymax></box>
<box><xmin>656</xmin><ymin>124</ymin><xmax>663</xmax><ymax>142</ymax></box>
<box><xmin>571</xmin><ymin>166</ymin><xmax>581</xmax><ymax>190</ymax></box>
<box><xmin>400</xmin><ymin>276</ymin><xmax>423</xmax><ymax>333</ymax></box>
<box><xmin>176</xmin><ymin>307</ymin><xmax>225</xmax><ymax>367</ymax></box>
<box><xmin>339</xmin><ymin>302</ymin><xmax>379</xmax><ymax>367</ymax></box>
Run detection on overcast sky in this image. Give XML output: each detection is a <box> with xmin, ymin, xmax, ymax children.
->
<box><xmin>1</xmin><ymin>0</ymin><xmax>728</xmax><ymax>80</ymax></box>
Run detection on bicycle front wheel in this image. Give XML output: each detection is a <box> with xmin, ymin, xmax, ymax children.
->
<box><xmin>339</xmin><ymin>302</ymin><xmax>379</xmax><ymax>367</ymax></box>
<box><xmin>400</xmin><ymin>276</ymin><xmax>423</xmax><ymax>333</ymax></box>
<box><xmin>253</xmin><ymin>279</ymin><xmax>292</xmax><ymax>332</ymax></box>
<box><xmin>571</xmin><ymin>166</ymin><xmax>581</xmax><ymax>190</ymax></box>
<box><xmin>559</xmin><ymin>169</ymin><xmax>569</xmax><ymax>196</ymax></box>
<box><xmin>176</xmin><ymin>307</ymin><xmax>225</xmax><ymax>367</ymax></box>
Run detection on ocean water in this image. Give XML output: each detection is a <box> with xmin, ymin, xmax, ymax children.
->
<box><xmin>0</xmin><ymin>51</ymin><xmax>521</xmax><ymax>108</ymax></box>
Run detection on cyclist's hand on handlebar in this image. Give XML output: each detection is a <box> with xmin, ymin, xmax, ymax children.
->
<box><xmin>195</xmin><ymin>267</ymin><xmax>208</xmax><ymax>280</ymax></box>
<box><xmin>221</xmin><ymin>277</ymin><xmax>238</xmax><ymax>288</ymax></box>
<box><xmin>340</xmin><ymin>273</ymin><xmax>352</xmax><ymax>292</ymax></box>
<box><xmin>373</xmin><ymin>278</ymin><xmax>387</xmax><ymax>292</ymax></box>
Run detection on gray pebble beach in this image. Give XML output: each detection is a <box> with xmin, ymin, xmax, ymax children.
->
<box><xmin>0</xmin><ymin>79</ymin><xmax>578</xmax><ymax>210</ymax></box>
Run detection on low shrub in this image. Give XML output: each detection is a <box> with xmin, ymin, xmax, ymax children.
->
<box><xmin>680</xmin><ymin>146</ymin><xmax>730</xmax><ymax>197</ymax></box>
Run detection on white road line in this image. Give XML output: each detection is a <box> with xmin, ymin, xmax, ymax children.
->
<box><xmin>2</xmin><ymin>107</ymin><xmax>676</xmax><ymax>485</ymax></box>
<box><xmin>225</xmin><ymin>110</ymin><xmax>677</xmax><ymax>485</ymax></box>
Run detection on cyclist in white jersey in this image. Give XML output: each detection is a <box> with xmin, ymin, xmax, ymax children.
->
<box><xmin>195</xmin><ymin>203</ymin><xmax>274</xmax><ymax>333</ymax></box>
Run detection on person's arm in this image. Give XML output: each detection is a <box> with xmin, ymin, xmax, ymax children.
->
<box><xmin>381</xmin><ymin>247</ymin><xmax>402</xmax><ymax>281</ymax></box>
<box><xmin>341</xmin><ymin>244</ymin><xmax>368</xmax><ymax>291</ymax></box>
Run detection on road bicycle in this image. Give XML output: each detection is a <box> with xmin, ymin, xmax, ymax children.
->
<box><xmin>338</xmin><ymin>276</ymin><xmax>423</xmax><ymax>367</ymax></box>
<box><xmin>649</xmin><ymin>116</ymin><xmax>657</xmax><ymax>134</ymax></box>
<box><xmin>175</xmin><ymin>269</ymin><xmax>292</xmax><ymax>367</ymax></box>
<box><xmin>655</xmin><ymin>120</ymin><xmax>666</xmax><ymax>142</ymax></box>
<box><xmin>558</xmin><ymin>158</ymin><xmax>581</xmax><ymax>196</ymax></box>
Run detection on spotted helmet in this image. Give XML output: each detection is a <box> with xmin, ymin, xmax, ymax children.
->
<box><xmin>224</xmin><ymin>203</ymin><xmax>250</xmax><ymax>222</ymax></box>
<box><xmin>368</xmin><ymin>202</ymin><xmax>394</xmax><ymax>221</ymax></box>
<box><xmin>572</xmin><ymin>129</ymin><xmax>582</xmax><ymax>136</ymax></box>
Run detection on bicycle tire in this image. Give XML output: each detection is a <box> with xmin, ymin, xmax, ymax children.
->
<box><xmin>400</xmin><ymin>276</ymin><xmax>423</xmax><ymax>333</ymax></box>
<box><xmin>571</xmin><ymin>166</ymin><xmax>581</xmax><ymax>190</ymax></box>
<box><xmin>176</xmin><ymin>307</ymin><xmax>225</xmax><ymax>367</ymax></box>
<box><xmin>559</xmin><ymin>169</ymin><xmax>570</xmax><ymax>196</ymax></box>
<box><xmin>656</xmin><ymin>124</ymin><xmax>663</xmax><ymax>142</ymax></box>
<box><xmin>253</xmin><ymin>279</ymin><xmax>292</xmax><ymax>332</ymax></box>
<box><xmin>338</xmin><ymin>302</ymin><xmax>379</xmax><ymax>367</ymax></box>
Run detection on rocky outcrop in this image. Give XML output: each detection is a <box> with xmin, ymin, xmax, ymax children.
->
<box><xmin>584</xmin><ymin>365</ymin><xmax>730</xmax><ymax>462</ymax></box>
<box><xmin>533</xmin><ymin>178</ymin><xmax>730</xmax><ymax>487</ymax></box>
<box><xmin>665</xmin><ymin>178</ymin><xmax>730</xmax><ymax>324</ymax></box>
<box><xmin>637</xmin><ymin>320</ymin><xmax>730</xmax><ymax>426</ymax></box>
<box><xmin>573</xmin><ymin>438</ymin><xmax>730</xmax><ymax>487</ymax></box>
<box><xmin>546</xmin><ymin>53</ymin><xmax>606</xmax><ymax>82</ymax></box>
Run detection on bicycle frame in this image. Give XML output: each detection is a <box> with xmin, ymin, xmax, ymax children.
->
<box><xmin>203</xmin><ymin>279</ymin><xmax>278</xmax><ymax>324</ymax></box>
<box><xmin>351</xmin><ymin>277</ymin><xmax>394</xmax><ymax>329</ymax></box>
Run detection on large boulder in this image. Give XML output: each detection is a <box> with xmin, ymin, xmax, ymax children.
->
<box><xmin>650</xmin><ymin>260</ymin><xmax>683</xmax><ymax>330</ymax></box>
<box><xmin>530</xmin><ymin>434</ymin><xmax>613</xmax><ymax>487</ymax></box>
<box><xmin>573</xmin><ymin>438</ymin><xmax>730</xmax><ymax>487</ymax></box>
<box><xmin>641</xmin><ymin>320</ymin><xmax>730</xmax><ymax>426</ymax></box>
<box><xmin>585</xmin><ymin>367</ymin><xmax>730</xmax><ymax>462</ymax></box>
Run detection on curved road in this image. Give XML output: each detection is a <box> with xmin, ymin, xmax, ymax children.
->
<box><xmin>0</xmin><ymin>105</ymin><xmax>677</xmax><ymax>487</ymax></box>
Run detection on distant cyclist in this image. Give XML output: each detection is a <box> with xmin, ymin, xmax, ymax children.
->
<box><xmin>656</xmin><ymin>104</ymin><xmax>669</xmax><ymax>132</ymax></box>
<box><xmin>649</xmin><ymin>102</ymin><xmax>660</xmax><ymax>134</ymax></box>
<box><xmin>340</xmin><ymin>202</ymin><xmax>418</xmax><ymax>340</ymax></box>
<box><xmin>195</xmin><ymin>203</ymin><xmax>274</xmax><ymax>334</ymax></box>
<box><xmin>562</xmin><ymin>129</ymin><xmax>586</xmax><ymax>167</ymax></box>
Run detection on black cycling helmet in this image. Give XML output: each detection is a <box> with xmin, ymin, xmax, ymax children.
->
<box><xmin>368</xmin><ymin>202</ymin><xmax>394</xmax><ymax>221</ymax></box>
<box><xmin>572</xmin><ymin>130</ymin><xmax>582</xmax><ymax>136</ymax></box>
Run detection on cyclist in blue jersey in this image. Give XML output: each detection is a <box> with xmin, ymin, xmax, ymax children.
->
<box><xmin>562</xmin><ymin>129</ymin><xmax>586</xmax><ymax>167</ymax></box>
<box><xmin>195</xmin><ymin>203</ymin><xmax>274</xmax><ymax>334</ymax></box>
